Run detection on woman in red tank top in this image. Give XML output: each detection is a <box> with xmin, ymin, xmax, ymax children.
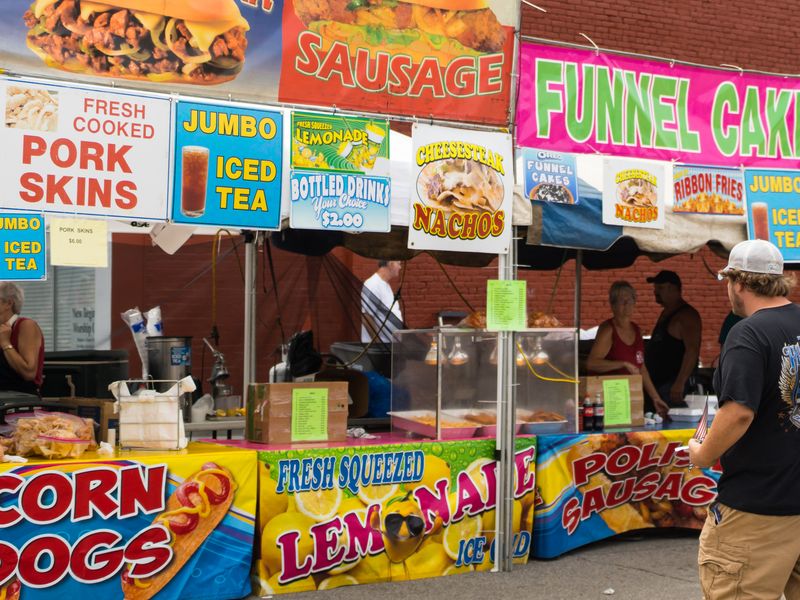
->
<box><xmin>587</xmin><ymin>281</ymin><xmax>669</xmax><ymax>417</ymax></box>
<box><xmin>0</xmin><ymin>282</ymin><xmax>44</xmax><ymax>396</ymax></box>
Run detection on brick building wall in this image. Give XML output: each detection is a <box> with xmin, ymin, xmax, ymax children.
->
<box><xmin>110</xmin><ymin>0</ymin><xmax>800</xmax><ymax>386</ymax></box>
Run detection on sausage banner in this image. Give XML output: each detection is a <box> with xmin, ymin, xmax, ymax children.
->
<box><xmin>0</xmin><ymin>1</ymin><xmax>516</xmax><ymax>125</ymax></box>
<box><xmin>533</xmin><ymin>430</ymin><xmax>720</xmax><ymax>559</ymax></box>
<box><xmin>0</xmin><ymin>443</ymin><xmax>257</xmax><ymax>599</ymax></box>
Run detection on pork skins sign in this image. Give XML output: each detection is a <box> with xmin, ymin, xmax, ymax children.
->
<box><xmin>0</xmin><ymin>77</ymin><xmax>171</xmax><ymax>221</ymax></box>
<box><xmin>409</xmin><ymin>124</ymin><xmax>513</xmax><ymax>254</ymax></box>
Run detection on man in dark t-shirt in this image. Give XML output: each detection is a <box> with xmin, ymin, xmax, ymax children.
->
<box><xmin>688</xmin><ymin>239</ymin><xmax>800</xmax><ymax>599</ymax></box>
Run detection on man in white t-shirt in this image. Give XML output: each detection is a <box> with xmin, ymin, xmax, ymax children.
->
<box><xmin>361</xmin><ymin>260</ymin><xmax>403</xmax><ymax>343</ymax></box>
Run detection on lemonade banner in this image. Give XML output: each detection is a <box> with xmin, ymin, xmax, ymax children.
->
<box><xmin>743</xmin><ymin>169</ymin><xmax>800</xmax><ymax>261</ymax></box>
<box><xmin>172</xmin><ymin>99</ymin><xmax>283</xmax><ymax>229</ymax></box>
<box><xmin>289</xmin><ymin>112</ymin><xmax>391</xmax><ymax>232</ymax></box>
<box><xmin>254</xmin><ymin>438</ymin><xmax>537</xmax><ymax>595</ymax></box>
<box><xmin>673</xmin><ymin>165</ymin><xmax>745</xmax><ymax>216</ymax></box>
<box><xmin>0</xmin><ymin>443</ymin><xmax>257</xmax><ymax>599</ymax></box>
<box><xmin>0</xmin><ymin>212</ymin><xmax>46</xmax><ymax>280</ymax></box>
<box><xmin>533</xmin><ymin>430</ymin><xmax>719</xmax><ymax>559</ymax></box>
<box><xmin>409</xmin><ymin>124</ymin><xmax>514</xmax><ymax>254</ymax></box>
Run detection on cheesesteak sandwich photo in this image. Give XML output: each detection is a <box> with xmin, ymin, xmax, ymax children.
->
<box><xmin>23</xmin><ymin>0</ymin><xmax>249</xmax><ymax>84</ymax></box>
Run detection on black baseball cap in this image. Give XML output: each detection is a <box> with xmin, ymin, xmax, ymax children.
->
<box><xmin>646</xmin><ymin>270</ymin><xmax>681</xmax><ymax>286</ymax></box>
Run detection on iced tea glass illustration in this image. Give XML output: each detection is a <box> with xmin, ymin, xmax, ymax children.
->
<box><xmin>751</xmin><ymin>202</ymin><xmax>770</xmax><ymax>240</ymax></box>
<box><xmin>181</xmin><ymin>146</ymin><xmax>209</xmax><ymax>218</ymax></box>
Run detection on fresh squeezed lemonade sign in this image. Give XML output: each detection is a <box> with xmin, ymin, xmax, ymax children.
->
<box><xmin>255</xmin><ymin>440</ymin><xmax>537</xmax><ymax>594</ymax></box>
<box><xmin>172</xmin><ymin>100</ymin><xmax>283</xmax><ymax>229</ymax></box>
<box><xmin>408</xmin><ymin>124</ymin><xmax>513</xmax><ymax>254</ymax></box>
<box><xmin>290</xmin><ymin>112</ymin><xmax>391</xmax><ymax>232</ymax></box>
<box><xmin>0</xmin><ymin>77</ymin><xmax>171</xmax><ymax>221</ymax></box>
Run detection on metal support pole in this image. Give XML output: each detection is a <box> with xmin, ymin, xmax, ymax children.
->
<box><xmin>494</xmin><ymin>228</ymin><xmax>518</xmax><ymax>573</ymax></box>
<box><xmin>243</xmin><ymin>231</ymin><xmax>257</xmax><ymax>398</ymax></box>
<box><xmin>574</xmin><ymin>250</ymin><xmax>583</xmax><ymax>331</ymax></box>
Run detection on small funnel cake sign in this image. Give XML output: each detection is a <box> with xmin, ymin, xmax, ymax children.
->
<box><xmin>602</xmin><ymin>158</ymin><xmax>667</xmax><ymax>229</ymax></box>
<box><xmin>409</xmin><ymin>124</ymin><xmax>513</xmax><ymax>254</ymax></box>
<box><xmin>0</xmin><ymin>77</ymin><xmax>171</xmax><ymax>221</ymax></box>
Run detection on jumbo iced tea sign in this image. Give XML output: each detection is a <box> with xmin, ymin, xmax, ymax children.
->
<box><xmin>172</xmin><ymin>100</ymin><xmax>283</xmax><ymax>229</ymax></box>
<box><xmin>0</xmin><ymin>77</ymin><xmax>171</xmax><ymax>221</ymax></box>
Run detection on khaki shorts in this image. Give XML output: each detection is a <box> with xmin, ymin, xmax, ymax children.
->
<box><xmin>699</xmin><ymin>502</ymin><xmax>800</xmax><ymax>600</ymax></box>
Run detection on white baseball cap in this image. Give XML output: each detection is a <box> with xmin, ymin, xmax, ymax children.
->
<box><xmin>718</xmin><ymin>239</ymin><xmax>783</xmax><ymax>280</ymax></box>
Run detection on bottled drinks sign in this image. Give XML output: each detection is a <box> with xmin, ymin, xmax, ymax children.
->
<box><xmin>0</xmin><ymin>77</ymin><xmax>171</xmax><ymax>221</ymax></box>
<box><xmin>172</xmin><ymin>100</ymin><xmax>283</xmax><ymax>230</ymax></box>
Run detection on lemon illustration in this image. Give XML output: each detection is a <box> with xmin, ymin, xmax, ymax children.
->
<box><xmin>261</xmin><ymin>512</ymin><xmax>316</xmax><ymax>576</ymax></box>
<box><xmin>349</xmin><ymin>552</ymin><xmax>391</xmax><ymax>584</ymax></box>
<box><xmin>464</xmin><ymin>458</ymin><xmax>494</xmax><ymax>502</ymax></box>
<box><xmin>358</xmin><ymin>483</ymin><xmax>399</xmax><ymax>507</ymax></box>
<box><xmin>259</xmin><ymin>463</ymin><xmax>288</xmax><ymax>527</ymax></box>
<box><xmin>408</xmin><ymin>455</ymin><xmax>451</xmax><ymax>492</ymax></box>
<box><xmin>404</xmin><ymin>542</ymin><xmax>452</xmax><ymax>579</ymax></box>
<box><xmin>286</xmin><ymin>494</ymin><xmax>297</xmax><ymax>512</ymax></box>
<box><xmin>442</xmin><ymin>506</ymin><xmax>482</xmax><ymax>561</ymax></box>
<box><xmin>318</xmin><ymin>574</ymin><xmax>358</xmax><ymax>590</ymax></box>
<box><xmin>480</xmin><ymin>500</ymin><xmax>522</xmax><ymax>543</ymax></box>
<box><xmin>265</xmin><ymin>573</ymin><xmax>316</xmax><ymax>594</ymax></box>
<box><xmin>390</xmin><ymin>560</ymin><xmax>410</xmax><ymax>581</ymax></box>
<box><xmin>329</xmin><ymin>497</ymin><xmax>370</xmax><ymax>575</ymax></box>
<box><xmin>295</xmin><ymin>487</ymin><xmax>342</xmax><ymax>522</ymax></box>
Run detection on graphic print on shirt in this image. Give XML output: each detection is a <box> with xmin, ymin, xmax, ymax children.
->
<box><xmin>779</xmin><ymin>341</ymin><xmax>800</xmax><ymax>430</ymax></box>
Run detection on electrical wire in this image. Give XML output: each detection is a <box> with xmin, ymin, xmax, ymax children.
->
<box><xmin>429</xmin><ymin>253</ymin><xmax>476</xmax><ymax>313</ymax></box>
<box><xmin>517</xmin><ymin>342</ymin><xmax>578</xmax><ymax>383</ymax></box>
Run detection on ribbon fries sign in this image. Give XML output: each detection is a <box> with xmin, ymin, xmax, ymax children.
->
<box><xmin>409</xmin><ymin>124</ymin><xmax>513</xmax><ymax>254</ymax></box>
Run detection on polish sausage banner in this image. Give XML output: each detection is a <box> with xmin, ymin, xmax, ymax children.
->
<box><xmin>0</xmin><ymin>443</ymin><xmax>256</xmax><ymax>599</ymax></box>
<box><xmin>533</xmin><ymin>430</ymin><xmax>719</xmax><ymax>559</ymax></box>
<box><xmin>0</xmin><ymin>1</ymin><xmax>515</xmax><ymax>125</ymax></box>
<box><xmin>0</xmin><ymin>76</ymin><xmax>171</xmax><ymax>221</ymax></box>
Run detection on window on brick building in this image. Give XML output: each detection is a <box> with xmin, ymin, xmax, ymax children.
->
<box><xmin>16</xmin><ymin>245</ymin><xmax>111</xmax><ymax>351</ymax></box>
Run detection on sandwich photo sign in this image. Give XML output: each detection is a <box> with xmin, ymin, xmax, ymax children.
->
<box><xmin>408</xmin><ymin>123</ymin><xmax>513</xmax><ymax>254</ymax></box>
<box><xmin>0</xmin><ymin>0</ymin><xmax>516</xmax><ymax>126</ymax></box>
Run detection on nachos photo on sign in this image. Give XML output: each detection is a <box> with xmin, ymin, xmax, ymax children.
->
<box><xmin>22</xmin><ymin>0</ymin><xmax>249</xmax><ymax>84</ymax></box>
<box><xmin>602</xmin><ymin>159</ymin><xmax>666</xmax><ymax>229</ymax></box>
<box><xmin>417</xmin><ymin>158</ymin><xmax>503</xmax><ymax>215</ymax></box>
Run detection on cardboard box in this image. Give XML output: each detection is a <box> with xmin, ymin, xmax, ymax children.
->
<box><xmin>580</xmin><ymin>375</ymin><xmax>644</xmax><ymax>427</ymax></box>
<box><xmin>247</xmin><ymin>382</ymin><xmax>348</xmax><ymax>444</ymax></box>
<box><xmin>57</xmin><ymin>397</ymin><xmax>118</xmax><ymax>443</ymax></box>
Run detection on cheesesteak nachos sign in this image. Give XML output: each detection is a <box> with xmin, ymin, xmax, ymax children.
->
<box><xmin>409</xmin><ymin>124</ymin><xmax>512</xmax><ymax>254</ymax></box>
<box><xmin>0</xmin><ymin>77</ymin><xmax>171</xmax><ymax>221</ymax></box>
<box><xmin>602</xmin><ymin>158</ymin><xmax>667</xmax><ymax>230</ymax></box>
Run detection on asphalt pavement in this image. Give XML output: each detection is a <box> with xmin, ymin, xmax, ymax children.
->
<box><xmin>254</xmin><ymin>529</ymin><xmax>704</xmax><ymax>600</ymax></box>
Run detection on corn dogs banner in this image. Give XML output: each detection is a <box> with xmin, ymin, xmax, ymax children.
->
<box><xmin>517</xmin><ymin>42</ymin><xmax>800</xmax><ymax>168</ymax></box>
<box><xmin>0</xmin><ymin>77</ymin><xmax>171</xmax><ymax>221</ymax></box>
<box><xmin>0</xmin><ymin>443</ymin><xmax>257</xmax><ymax>599</ymax></box>
<box><xmin>0</xmin><ymin>0</ymin><xmax>516</xmax><ymax>126</ymax></box>
<box><xmin>409</xmin><ymin>124</ymin><xmax>513</xmax><ymax>254</ymax></box>
<box><xmin>533</xmin><ymin>430</ymin><xmax>720</xmax><ymax>559</ymax></box>
<box><xmin>253</xmin><ymin>438</ymin><xmax>536</xmax><ymax>594</ymax></box>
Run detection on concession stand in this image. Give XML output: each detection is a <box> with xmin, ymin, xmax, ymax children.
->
<box><xmin>0</xmin><ymin>0</ymin><xmax>540</xmax><ymax>598</ymax></box>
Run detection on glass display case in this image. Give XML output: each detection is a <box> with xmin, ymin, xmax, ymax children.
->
<box><xmin>390</xmin><ymin>328</ymin><xmax>579</xmax><ymax>439</ymax></box>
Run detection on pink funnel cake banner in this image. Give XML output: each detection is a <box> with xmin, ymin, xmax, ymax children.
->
<box><xmin>517</xmin><ymin>42</ymin><xmax>800</xmax><ymax>169</ymax></box>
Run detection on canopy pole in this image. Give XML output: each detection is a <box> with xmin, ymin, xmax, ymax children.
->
<box><xmin>494</xmin><ymin>228</ymin><xmax>517</xmax><ymax>573</ymax></box>
<box><xmin>574</xmin><ymin>250</ymin><xmax>582</xmax><ymax>331</ymax></box>
<box><xmin>243</xmin><ymin>231</ymin><xmax>257</xmax><ymax>399</ymax></box>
